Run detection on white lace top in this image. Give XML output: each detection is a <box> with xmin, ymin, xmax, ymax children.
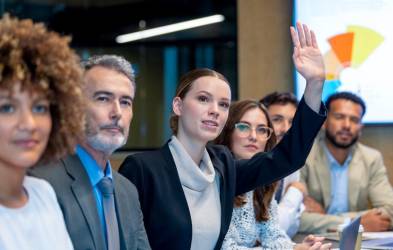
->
<box><xmin>221</xmin><ymin>191</ymin><xmax>294</xmax><ymax>250</ymax></box>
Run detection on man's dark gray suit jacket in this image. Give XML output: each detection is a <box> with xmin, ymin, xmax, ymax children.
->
<box><xmin>30</xmin><ymin>154</ymin><xmax>151</xmax><ymax>250</ymax></box>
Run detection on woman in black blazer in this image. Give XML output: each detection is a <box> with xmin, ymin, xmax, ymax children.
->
<box><xmin>119</xmin><ymin>22</ymin><xmax>326</xmax><ymax>250</ymax></box>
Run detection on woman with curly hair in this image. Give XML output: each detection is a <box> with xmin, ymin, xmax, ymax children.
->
<box><xmin>216</xmin><ymin>100</ymin><xmax>331</xmax><ymax>250</ymax></box>
<box><xmin>0</xmin><ymin>14</ymin><xmax>84</xmax><ymax>250</ymax></box>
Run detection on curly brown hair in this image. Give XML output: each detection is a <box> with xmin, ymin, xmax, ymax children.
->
<box><xmin>215</xmin><ymin>99</ymin><xmax>278</xmax><ymax>221</ymax></box>
<box><xmin>0</xmin><ymin>14</ymin><xmax>84</xmax><ymax>162</ymax></box>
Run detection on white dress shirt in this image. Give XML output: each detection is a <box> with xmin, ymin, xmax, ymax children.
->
<box><xmin>276</xmin><ymin>171</ymin><xmax>305</xmax><ymax>237</ymax></box>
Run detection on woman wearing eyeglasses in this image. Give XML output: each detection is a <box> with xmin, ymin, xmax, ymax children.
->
<box><xmin>119</xmin><ymin>23</ymin><xmax>326</xmax><ymax>250</ymax></box>
<box><xmin>216</xmin><ymin>100</ymin><xmax>331</xmax><ymax>250</ymax></box>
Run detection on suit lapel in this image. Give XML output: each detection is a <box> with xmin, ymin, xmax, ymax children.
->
<box><xmin>207</xmin><ymin>147</ymin><xmax>225</xmax><ymax>214</ymax></box>
<box><xmin>314</xmin><ymin>139</ymin><xmax>332</xmax><ymax>208</ymax></box>
<box><xmin>161</xmin><ymin>142</ymin><xmax>193</xmax><ymax>247</ymax></box>
<box><xmin>63</xmin><ymin>155</ymin><xmax>106</xmax><ymax>250</ymax></box>
<box><xmin>348</xmin><ymin>147</ymin><xmax>361</xmax><ymax>211</ymax></box>
<box><xmin>113</xmin><ymin>173</ymin><xmax>129</xmax><ymax>249</ymax></box>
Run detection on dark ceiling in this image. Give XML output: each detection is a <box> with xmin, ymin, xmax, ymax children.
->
<box><xmin>2</xmin><ymin>0</ymin><xmax>236</xmax><ymax>46</ymax></box>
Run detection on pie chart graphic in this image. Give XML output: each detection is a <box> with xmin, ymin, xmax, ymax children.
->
<box><xmin>322</xmin><ymin>25</ymin><xmax>384</xmax><ymax>101</ymax></box>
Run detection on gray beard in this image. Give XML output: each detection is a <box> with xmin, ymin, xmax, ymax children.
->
<box><xmin>86</xmin><ymin>134</ymin><xmax>126</xmax><ymax>155</ymax></box>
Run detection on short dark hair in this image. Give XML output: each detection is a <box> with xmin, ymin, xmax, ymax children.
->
<box><xmin>325</xmin><ymin>91</ymin><xmax>366</xmax><ymax>117</ymax></box>
<box><xmin>260</xmin><ymin>91</ymin><xmax>298</xmax><ymax>108</ymax></box>
<box><xmin>82</xmin><ymin>55</ymin><xmax>135</xmax><ymax>88</ymax></box>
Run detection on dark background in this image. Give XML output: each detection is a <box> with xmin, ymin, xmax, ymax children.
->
<box><xmin>1</xmin><ymin>0</ymin><xmax>238</xmax><ymax>148</ymax></box>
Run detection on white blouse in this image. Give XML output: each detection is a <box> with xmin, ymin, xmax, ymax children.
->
<box><xmin>0</xmin><ymin>176</ymin><xmax>73</xmax><ymax>250</ymax></box>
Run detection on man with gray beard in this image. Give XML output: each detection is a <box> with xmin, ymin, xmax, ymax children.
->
<box><xmin>299</xmin><ymin>92</ymin><xmax>393</xmax><ymax>234</ymax></box>
<box><xmin>31</xmin><ymin>55</ymin><xmax>150</xmax><ymax>250</ymax></box>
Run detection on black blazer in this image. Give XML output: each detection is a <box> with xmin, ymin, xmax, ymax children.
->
<box><xmin>30</xmin><ymin>155</ymin><xmax>151</xmax><ymax>250</ymax></box>
<box><xmin>119</xmin><ymin>98</ymin><xmax>325</xmax><ymax>250</ymax></box>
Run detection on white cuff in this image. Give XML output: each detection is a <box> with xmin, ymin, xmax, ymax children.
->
<box><xmin>281</xmin><ymin>186</ymin><xmax>303</xmax><ymax>207</ymax></box>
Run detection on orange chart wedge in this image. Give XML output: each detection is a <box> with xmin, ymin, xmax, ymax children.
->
<box><xmin>328</xmin><ymin>32</ymin><xmax>354</xmax><ymax>67</ymax></box>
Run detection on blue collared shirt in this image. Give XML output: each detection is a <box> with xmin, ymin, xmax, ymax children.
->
<box><xmin>76</xmin><ymin>145</ymin><xmax>113</xmax><ymax>239</ymax></box>
<box><xmin>324</xmin><ymin>144</ymin><xmax>353</xmax><ymax>215</ymax></box>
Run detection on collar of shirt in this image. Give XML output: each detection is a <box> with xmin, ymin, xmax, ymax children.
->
<box><xmin>75</xmin><ymin>145</ymin><xmax>113</xmax><ymax>242</ymax></box>
<box><xmin>323</xmin><ymin>142</ymin><xmax>353</xmax><ymax>214</ymax></box>
<box><xmin>76</xmin><ymin>145</ymin><xmax>113</xmax><ymax>186</ymax></box>
<box><xmin>169</xmin><ymin>135</ymin><xmax>215</xmax><ymax>192</ymax></box>
<box><xmin>323</xmin><ymin>142</ymin><xmax>353</xmax><ymax>169</ymax></box>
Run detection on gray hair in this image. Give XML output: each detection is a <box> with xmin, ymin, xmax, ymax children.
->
<box><xmin>82</xmin><ymin>55</ymin><xmax>135</xmax><ymax>88</ymax></box>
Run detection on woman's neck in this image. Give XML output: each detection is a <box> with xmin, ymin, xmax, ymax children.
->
<box><xmin>175</xmin><ymin>132</ymin><xmax>206</xmax><ymax>165</ymax></box>
<box><xmin>0</xmin><ymin>161</ymin><xmax>27</xmax><ymax>208</ymax></box>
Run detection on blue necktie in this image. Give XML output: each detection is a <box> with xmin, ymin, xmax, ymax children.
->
<box><xmin>275</xmin><ymin>179</ymin><xmax>284</xmax><ymax>202</ymax></box>
<box><xmin>98</xmin><ymin>177</ymin><xmax>120</xmax><ymax>250</ymax></box>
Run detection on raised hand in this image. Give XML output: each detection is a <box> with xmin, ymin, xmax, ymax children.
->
<box><xmin>290</xmin><ymin>22</ymin><xmax>325</xmax><ymax>83</ymax></box>
<box><xmin>290</xmin><ymin>22</ymin><xmax>325</xmax><ymax>112</ymax></box>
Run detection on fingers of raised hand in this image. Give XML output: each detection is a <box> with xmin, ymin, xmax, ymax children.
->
<box><xmin>290</xmin><ymin>26</ymin><xmax>300</xmax><ymax>48</ymax></box>
<box><xmin>311</xmin><ymin>30</ymin><xmax>319</xmax><ymax>49</ymax></box>
<box><xmin>303</xmin><ymin>24</ymin><xmax>312</xmax><ymax>47</ymax></box>
<box><xmin>296</xmin><ymin>22</ymin><xmax>306</xmax><ymax>47</ymax></box>
<box><xmin>292</xmin><ymin>22</ymin><xmax>318</xmax><ymax>49</ymax></box>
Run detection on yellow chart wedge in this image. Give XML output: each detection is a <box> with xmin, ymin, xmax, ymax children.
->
<box><xmin>347</xmin><ymin>25</ymin><xmax>384</xmax><ymax>68</ymax></box>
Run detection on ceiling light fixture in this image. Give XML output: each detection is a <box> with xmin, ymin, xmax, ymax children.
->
<box><xmin>116</xmin><ymin>14</ymin><xmax>225</xmax><ymax>43</ymax></box>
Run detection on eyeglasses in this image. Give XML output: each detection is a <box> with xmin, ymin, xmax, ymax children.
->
<box><xmin>234</xmin><ymin>122</ymin><xmax>273</xmax><ymax>140</ymax></box>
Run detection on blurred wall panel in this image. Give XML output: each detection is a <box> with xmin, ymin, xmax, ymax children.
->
<box><xmin>237</xmin><ymin>0</ymin><xmax>292</xmax><ymax>100</ymax></box>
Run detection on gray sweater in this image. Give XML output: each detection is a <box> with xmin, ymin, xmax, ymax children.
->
<box><xmin>169</xmin><ymin>136</ymin><xmax>221</xmax><ymax>250</ymax></box>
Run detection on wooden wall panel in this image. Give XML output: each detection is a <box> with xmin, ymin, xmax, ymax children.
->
<box><xmin>238</xmin><ymin>0</ymin><xmax>292</xmax><ymax>100</ymax></box>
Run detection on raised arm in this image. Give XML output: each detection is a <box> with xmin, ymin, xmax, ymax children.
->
<box><xmin>234</xmin><ymin>23</ymin><xmax>326</xmax><ymax>196</ymax></box>
<box><xmin>290</xmin><ymin>22</ymin><xmax>325</xmax><ymax>112</ymax></box>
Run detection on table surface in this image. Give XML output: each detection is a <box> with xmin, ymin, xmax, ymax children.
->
<box><xmin>294</xmin><ymin>232</ymin><xmax>393</xmax><ymax>249</ymax></box>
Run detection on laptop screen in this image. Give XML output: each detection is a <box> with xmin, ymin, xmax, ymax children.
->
<box><xmin>339</xmin><ymin>216</ymin><xmax>361</xmax><ymax>250</ymax></box>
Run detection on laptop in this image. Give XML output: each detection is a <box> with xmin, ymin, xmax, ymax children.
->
<box><xmin>339</xmin><ymin>216</ymin><xmax>361</xmax><ymax>250</ymax></box>
<box><xmin>322</xmin><ymin>216</ymin><xmax>393</xmax><ymax>250</ymax></box>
